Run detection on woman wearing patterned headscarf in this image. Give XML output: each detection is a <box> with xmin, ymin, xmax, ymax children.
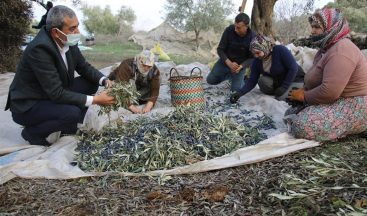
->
<box><xmin>230</xmin><ymin>34</ymin><xmax>304</xmax><ymax>103</ymax></box>
<box><xmin>286</xmin><ymin>7</ymin><xmax>367</xmax><ymax>141</ymax></box>
<box><xmin>108</xmin><ymin>50</ymin><xmax>160</xmax><ymax>114</ymax></box>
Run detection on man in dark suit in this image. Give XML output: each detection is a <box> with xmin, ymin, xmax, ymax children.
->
<box><xmin>5</xmin><ymin>5</ymin><xmax>115</xmax><ymax>146</ymax></box>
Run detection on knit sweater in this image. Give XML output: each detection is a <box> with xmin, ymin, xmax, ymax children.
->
<box><xmin>239</xmin><ymin>45</ymin><xmax>299</xmax><ymax>95</ymax></box>
<box><xmin>304</xmin><ymin>38</ymin><xmax>367</xmax><ymax>105</ymax></box>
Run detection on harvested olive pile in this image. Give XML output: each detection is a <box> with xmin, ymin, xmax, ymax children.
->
<box><xmin>75</xmin><ymin>107</ymin><xmax>266</xmax><ymax>173</ymax></box>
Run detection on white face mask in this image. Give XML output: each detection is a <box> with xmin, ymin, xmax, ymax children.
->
<box><xmin>56</xmin><ymin>28</ymin><xmax>81</xmax><ymax>46</ymax></box>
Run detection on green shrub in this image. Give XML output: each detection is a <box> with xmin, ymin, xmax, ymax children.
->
<box><xmin>0</xmin><ymin>0</ymin><xmax>32</xmax><ymax>72</ymax></box>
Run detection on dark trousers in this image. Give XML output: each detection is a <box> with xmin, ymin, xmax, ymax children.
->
<box><xmin>258</xmin><ymin>65</ymin><xmax>305</xmax><ymax>93</ymax></box>
<box><xmin>258</xmin><ymin>65</ymin><xmax>305</xmax><ymax>101</ymax></box>
<box><xmin>12</xmin><ymin>77</ymin><xmax>98</xmax><ymax>139</ymax></box>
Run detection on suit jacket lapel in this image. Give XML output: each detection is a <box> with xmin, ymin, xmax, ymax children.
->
<box><xmin>65</xmin><ymin>50</ymin><xmax>74</xmax><ymax>83</ymax></box>
<box><xmin>44</xmin><ymin>28</ymin><xmax>73</xmax><ymax>86</ymax></box>
<box><xmin>52</xmin><ymin>42</ymin><xmax>71</xmax><ymax>86</ymax></box>
<box><xmin>66</xmin><ymin>51</ymin><xmax>74</xmax><ymax>74</ymax></box>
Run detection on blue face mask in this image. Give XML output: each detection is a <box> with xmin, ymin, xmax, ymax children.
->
<box><xmin>56</xmin><ymin>28</ymin><xmax>81</xmax><ymax>46</ymax></box>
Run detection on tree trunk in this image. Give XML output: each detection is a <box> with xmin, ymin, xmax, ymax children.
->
<box><xmin>251</xmin><ymin>0</ymin><xmax>278</xmax><ymax>36</ymax></box>
<box><xmin>194</xmin><ymin>30</ymin><xmax>200</xmax><ymax>51</ymax></box>
<box><xmin>239</xmin><ymin>0</ymin><xmax>247</xmax><ymax>13</ymax></box>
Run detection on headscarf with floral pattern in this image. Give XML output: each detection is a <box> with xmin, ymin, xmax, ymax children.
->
<box><xmin>250</xmin><ymin>34</ymin><xmax>274</xmax><ymax>58</ymax></box>
<box><xmin>308</xmin><ymin>7</ymin><xmax>350</xmax><ymax>50</ymax></box>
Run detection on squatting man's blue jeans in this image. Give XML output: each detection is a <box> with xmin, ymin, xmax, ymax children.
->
<box><xmin>206</xmin><ymin>59</ymin><xmax>252</xmax><ymax>92</ymax></box>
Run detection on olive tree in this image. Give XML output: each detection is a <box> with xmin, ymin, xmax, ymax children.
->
<box><xmin>251</xmin><ymin>0</ymin><xmax>278</xmax><ymax>36</ymax></box>
<box><xmin>252</xmin><ymin>0</ymin><xmax>314</xmax><ymax>38</ymax></box>
<box><xmin>81</xmin><ymin>5</ymin><xmax>119</xmax><ymax>35</ymax></box>
<box><xmin>273</xmin><ymin>0</ymin><xmax>315</xmax><ymax>43</ymax></box>
<box><xmin>328</xmin><ymin>0</ymin><xmax>367</xmax><ymax>33</ymax></box>
<box><xmin>81</xmin><ymin>4</ymin><xmax>136</xmax><ymax>36</ymax></box>
<box><xmin>164</xmin><ymin>0</ymin><xmax>234</xmax><ymax>50</ymax></box>
<box><xmin>117</xmin><ymin>6</ymin><xmax>137</xmax><ymax>35</ymax></box>
<box><xmin>0</xmin><ymin>0</ymin><xmax>32</xmax><ymax>72</ymax></box>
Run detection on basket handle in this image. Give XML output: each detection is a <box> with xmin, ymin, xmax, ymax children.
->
<box><xmin>169</xmin><ymin>68</ymin><xmax>180</xmax><ymax>78</ymax></box>
<box><xmin>190</xmin><ymin>67</ymin><xmax>202</xmax><ymax>77</ymax></box>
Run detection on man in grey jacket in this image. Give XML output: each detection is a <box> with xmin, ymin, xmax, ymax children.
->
<box><xmin>5</xmin><ymin>5</ymin><xmax>115</xmax><ymax>146</ymax></box>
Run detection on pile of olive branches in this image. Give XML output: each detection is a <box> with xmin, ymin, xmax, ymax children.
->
<box><xmin>75</xmin><ymin>107</ymin><xmax>266</xmax><ymax>173</ymax></box>
<box><xmin>98</xmin><ymin>81</ymin><xmax>140</xmax><ymax>117</ymax></box>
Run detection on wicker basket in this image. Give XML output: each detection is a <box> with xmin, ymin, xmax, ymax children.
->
<box><xmin>169</xmin><ymin>67</ymin><xmax>205</xmax><ymax>109</ymax></box>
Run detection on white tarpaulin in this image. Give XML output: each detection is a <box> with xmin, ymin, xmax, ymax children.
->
<box><xmin>0</xmin><ymin>58</ymin><xmax>320</xmax><ymax>184</ymax></box>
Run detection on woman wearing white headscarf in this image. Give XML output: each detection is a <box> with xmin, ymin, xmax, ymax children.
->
<box><xmin>109</xmin><ymin>50</ymin><xmax>160</xmax><ymax>114</ymax></box>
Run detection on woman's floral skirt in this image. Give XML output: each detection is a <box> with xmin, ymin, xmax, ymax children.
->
<box><xmin>287</xmin><ymin>96</ymin><xmax>367</xmax><ymax>142</ymax></box>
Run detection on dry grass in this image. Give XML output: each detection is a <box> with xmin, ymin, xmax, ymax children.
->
<box><xmin>1</xmin><ymin>135</ymin><xmax>366</xmax><ymax>215</ymax></box>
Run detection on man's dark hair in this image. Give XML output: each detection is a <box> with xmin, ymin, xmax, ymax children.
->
<box><xmin>235</xmin><ymin>13</ymin><xmax>250</xmax><ymax>25</ymax></box>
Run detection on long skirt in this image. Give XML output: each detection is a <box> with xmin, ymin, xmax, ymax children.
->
<box><xmin>287</xmin><ymin>96</ymin><xmax>367</xmax><ymax>142</ymax></box>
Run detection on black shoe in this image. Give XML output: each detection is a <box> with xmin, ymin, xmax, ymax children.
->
<box><xmin>21</xmin><ymin>129</ymin><xmax>50</xmax><ymax>146</ymax></box>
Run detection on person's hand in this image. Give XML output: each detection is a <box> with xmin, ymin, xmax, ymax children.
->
<box><xmin>142</xmin><ymin>101</ymin><xmax>154</xmax><ymax>113</ymax></box>
<box><xmin>225</xmin><ymin>59</ymin><xmax>240</xmax><ymax>73</ymax></box>
<box><xmin>288</xmin><ymin>88</ymin><xmax>305</xmax><ymax>102</ymax></box>
<box><xmin>234</xmin><ymin>64</ymin><xmax>243</xmax><ymax>73</ymax></box>
<box><xmin>230</xmin><ymin>92</ymin><xmax>241</xmax><ymax>104</ymax></box>
<box><xmin>128</xmin><ymin>104</ymin><xmax>143</xmax><ymax>114</ymax></box>
<box><xmin>92</xmin><ymin>90</ymin><xmax>115</xmax><ymax>105</ymax></box>
<box><xmin>274</xmin><ymin>86</ymin><xmax>287</xmax><ymax>97</ymax></box>
<box><xmin>285</xmin><ymin>98</ymin><xmax>301</xmax><ymax>107</ymax></box>
<box><xmin>104</xmin><ymin>79</ymin><xmax>114</xmax><ymax>88</ymax></box>
<box><xmin>102</xmin><ymin>78</ymin><xmax>114</xmax><ymax>88</ymax></box>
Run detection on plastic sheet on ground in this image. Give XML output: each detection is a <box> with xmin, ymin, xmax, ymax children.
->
<box><xmin>0</xmin><ymin>63</ymin><xmax>320</xmax><ymax>185</ymax></box>
<box><xmin>286</xmin><ymin>43</ymin><xmax>317</xmax><ymax>73</ymax></box>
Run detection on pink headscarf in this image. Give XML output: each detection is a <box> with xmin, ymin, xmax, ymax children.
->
<box><xmin>308</xmin><ymin>7</ymin><xmax>350</xmax><ymax>50</ymax></box>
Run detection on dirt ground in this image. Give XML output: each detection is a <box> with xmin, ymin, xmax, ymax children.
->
<box><xmin>1</xmin><ymin>135</ymin><xmax>366</xmax><ymax>216</ymax></box>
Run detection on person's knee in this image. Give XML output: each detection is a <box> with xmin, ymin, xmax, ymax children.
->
<box><xmin>90</xmin><ymin>84</ymin><xmax>99</xmax><ymax>95</ymax></box>
<box><xmin>230</xmin><ymin>78</ymin><xmax>243</xmax><ymax>92</ymax></box>
<box><xmin>206</xmin><ymin>73</ymin><xmax>218</xmax><ymax>84</ymax></box>
<box><xmin>290</xmin><ymin>116</ymin><xmax>332</xmax><ymax>142</ymax></box>
<box><xmin>206</xmin><ymin>60</ymin><xmax>229</xmax><ymax>85</ymax></box>
<box><xmin>258</xmin><ymin>76</ymin><xmax>274</xmax><ymax>95</ymax></box>
<box><xmin>206</xmin><ymin>70</ymin><xmax>220</xmax><ymax>85</ymax></box>
<box><xmin>290</xmin><ymin>119</ymin><xmax>312</xmax><ymax>140</ymax></box>
<box><xmin>84</xmin><ymin>81</ymin><xmax>98</xmax><ymax>95</ymax></box>
<box><xmin>61</xmin><ymin>106</ymin><xmax>82</xmax><ymax>123</ymax></box>
<box><xmin>72</xmin><ymin>77</ymin><xmax>99</xmax><ymax>95</ymax></box>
